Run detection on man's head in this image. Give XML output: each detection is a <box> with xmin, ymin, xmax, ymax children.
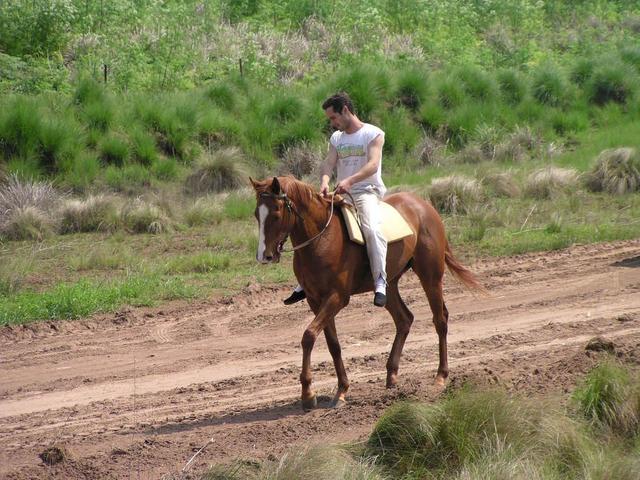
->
<box><xmin>323</xmin><ymin>92</ymin><xmax>355</xmax><ymax>131</ymax></box>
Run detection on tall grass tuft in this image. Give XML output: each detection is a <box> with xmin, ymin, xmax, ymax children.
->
<box><xmin>0</xmin><ymin>174</ymin><xmax>61</xmax><ymax>239</ymax></box>
<box><xmin>185</xmin><ymin>148</ymin><xmax>249</xmax><ymax>194</ymax></box>
<box><xmin>73</xmin><ymin>76</ymin><xmax>105</xmax><ymax>105</ymax></box>
<box><xmin>99</xmin><ymin>133</ymin><xmax>129</xmax><ymax>166</ymax></box>
<box><xmin>183</xmin><ymin>198</ymin><xmax>221</xmax><ymax>227</ymax></box>
<box><xmin>0</xmin><ymin>255</ymin><xmax>34</xmax><ymax>295</ymax></box>
<box><xmin>260</xmin><ymin>445</ymin><xmax>385</xmax><ymax>480</ymax></box>
<box><xmin>573</xmin><ymin>361</ymin><xmax>639</xmax><ymax>438</ymax></box>
<box><xmin>429</xmin><ymin>175</ymin><xmax>482</xmax><ymax>214</ymax></box>
<box><xmin>129</xmin><ymin>128</ymin><xmax>158</xmax><ymax>166</ymax></box>
<box><xmin>205</xmin><ymin>83</ymin><xmax>237</xmax><ymax>111</ymax></box>
<box><xmin>278</xmin><ymin>142</ymin><xmax>323</xmax><ymax>179</ymax></box>
<box><xmin>0</xmin><ymin>97</ymin><xmax>42</xmax><ymax>160</ymax></box>
<box><xmin>482</xmin><ymin>172</ymin><xmax>520</xmax><ymax>198</ymax></box>
<box><xmin>524</xmin><ymin>167</ymin><xmax>578</xmax><ymax>199</ymax></box>
<box><xmin>586</xmin><ymin>62</ymin><xmax>638</xmax><ymax>105</ymax></box>
<box><xmin>531</xmin><ymin>65</ymin><xmax>568</xmax><ymax>106</ymax></box>
<box><xmin>58</xmin><ymin>195</ymin><xmax>120</xmax><ymax>233</ymax></box>
<box><xmin>414</xmin><ymin>134</ymin><xmax>446</xmax><ymax>166</ymax></box>
<box><xmin>121</xmin><ymin>200</ymin><xmax>171</xmax><ymax>234</ymax></box>
<box><xmin>497</xmin><ymin>68</ymin><xmax>527</xmax><ymax>104</ymax></box>
<box><xmin>455</xmin><ymin>65</ymin><xmax>497</xmax><ymax>101</ymax></box>
<box><xmin>584</xmin><ymin>148</ymin><xmax>640</xmax><ymax>195</ymax></box>
<box><xmin>394</xmin><ymin>68</ymin><xmax>429</xmax><ymax>111</ymax></box>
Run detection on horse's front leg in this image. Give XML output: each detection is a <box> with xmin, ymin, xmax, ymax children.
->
<box><xmin>324</xmin><ymin>317</ymin><xmax>348</xmax><ymax>408</ymax></box>
<box><xmin>300</xmin><ymin>293</ymin><xmax>343</xmax><ymax>410</ymax></box>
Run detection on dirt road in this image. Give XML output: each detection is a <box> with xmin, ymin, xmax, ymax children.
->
<box><xmin>1</xmin><ymin>240</ymin><xmax>639</xmax><ymax>479</ymax></box>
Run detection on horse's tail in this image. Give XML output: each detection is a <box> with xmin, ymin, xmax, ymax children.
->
<box><xmin>444</xmin><ymin>243</ymin><xmax>486</xmax><ymax>293</ymax></box>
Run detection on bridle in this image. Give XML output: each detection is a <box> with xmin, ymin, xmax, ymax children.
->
<box><xmin>259</xmin><ymin>191</ymin><xmax>336</xmax><ymax>253</ymax></box>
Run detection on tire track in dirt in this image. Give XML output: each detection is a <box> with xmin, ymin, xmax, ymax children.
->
<box><xmin>0</xmin><ymin>239</ymin><xmax>638</xmax><ymax>479</ymax></box>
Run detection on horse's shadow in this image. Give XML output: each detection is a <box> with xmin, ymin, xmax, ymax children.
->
<box><xmin>144</xmin><ymin>395</ymin><xmax>336</xmax><ymax>436</ymax></box>
<box><xmin>612</xmin><ymin>255</ymin><xmax>640</xmax><ymax>268</ymax></box>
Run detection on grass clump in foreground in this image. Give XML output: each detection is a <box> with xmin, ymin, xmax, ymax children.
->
<box><xmin>202</xmin><ymin>362</ymin><xmax>640</xmax><ymax>479</ymax></box>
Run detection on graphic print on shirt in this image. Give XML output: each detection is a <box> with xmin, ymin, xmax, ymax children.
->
<box><xmin>336</xmin><ymin>143</ymin><xmax>366</xmax><ymax>168</ymax></box>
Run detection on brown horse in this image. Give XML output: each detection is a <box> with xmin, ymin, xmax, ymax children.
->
<box><xmin>251</xmin><ymin>176</ymin><xmax>483</xmax><ymax>409</ymax></box>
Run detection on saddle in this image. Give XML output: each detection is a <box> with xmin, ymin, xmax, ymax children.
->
<box><xmin>340</xmin><ymin>202</ymin><xmax>415</xmax><ymax>245</ymax></box>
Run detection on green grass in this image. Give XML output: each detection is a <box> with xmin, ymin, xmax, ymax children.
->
<box><xmin>0</xmin><ymin>275</ymin><xmax>197</xmax><ymax>325</ymax></box>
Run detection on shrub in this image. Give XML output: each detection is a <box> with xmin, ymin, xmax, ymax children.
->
<box><xmin>99</xmin><ymin>134</ymin><xmax>129</xmax><ymax>166</ymax></box>
<box><xmin>0</xmin><ymin>97</ymin><xmax>42</xmax><ymax>160</ymax></box>
<box><xmin>198</xmin><ymin>111</ymin><xmax>241</xmax><ymax>149</ymax></box>
<box><xmin>329</xmin><ymin>65</ymin><xmax>389</xmax><ymax>119</ymax></box>
<box><xmin>584</xmin><ymin>148</ymin><xmax>640</xmax><ymax>195</ymax></box>
<box><xmin>379</xmin><ymin>107</ymin><xmax>421</xmax><ymax>157</ymax></box>
<box><xmin>185</xmin><ymin>148</ymin><xmax>249</xmax><ymax>194</ymax></box>
<box><xmin>121</xmin><ymin>200</ymin><xmax>171</xmax><ymax>234</ymax></box>
<box><xmin>524</xmin><ymin>167</ymin><xmax>577</xmax><ymax>199</ymax></box>
<box><xmin>419</xmin><ymin>102</ymin><xmax>447</xmax><ymax>133</ymax></box>
<box><xmin>278</xmin><ymin>142</ymin><xmax>323</xmax><ymax>179</ymax></box>
<box><xmin>429</xmin><ymin>175</ymin><xmax>482</xmax><ymax>214</ymax></box>
<box><xmin>586</xmin><ymin>63</ymin><xmax>638</xmax><ymax>105</ymax></box>
<box><xmin>497</xmin><ymin>68</ymin><xmax>527</xmax><ymax>104</ymax></box>
<box><xmin>531</xmin><ymin>65</ymin><xmax>568</xmax><ymax>106</ymax></box>
<box><xmin>59</xmin><ymin>195</ymin><xmax>120</xmax><ymax>233</ymax></box>
<box><xmin>394</xmin><ymin>68</ymin><xmax>429</xmax><ymax>110</ymax></box>
<box><xmin>264</xmin><ymin>94</ymin><xmax>303</xmax><ymax>123</ymax></box>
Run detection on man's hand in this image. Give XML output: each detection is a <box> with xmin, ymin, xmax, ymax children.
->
<box><xmin>320</xmin><ymin>182</ymin><xmax>330</xmax><ymax>197</ymax></box>
<box><xmin>335</xmin><ymin>178</ymin><xmax>353</xmax><ymax>194</ymax></box>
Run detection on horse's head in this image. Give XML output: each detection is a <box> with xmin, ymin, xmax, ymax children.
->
<box><xmin>251</xmin><ymin>177</ymin><xmax>297</xmax><ymax>264</ymax></box>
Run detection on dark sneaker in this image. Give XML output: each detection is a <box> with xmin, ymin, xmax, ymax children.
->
<box><xmin>284</xmin><ymin>290</ymin><xmax>306</xmax><ymax>305</ymax></box>
<box><xmin>373</xmin><ymin>292</ymin><xmax>387</xmax><ymax>307</ymax></box>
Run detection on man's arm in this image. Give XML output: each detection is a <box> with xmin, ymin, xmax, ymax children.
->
<box><xmin>320</xmin><ymin>143</ymin><xmax>338</xmax><ymax>196</ymax></box>
<box><xmin>335</xmin><ymin>134</ymin><xmax>384</xmax><ymax>193</ymax></box>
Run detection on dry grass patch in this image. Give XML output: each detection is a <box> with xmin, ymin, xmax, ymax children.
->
<box><xmin>415</xmin><ymin>134</ymin><xmax>446</xmax><ymax>166</ymax></box>
<box><xmin>429</xmin><ymin>175</ymin><xmax>483</xmax><ymax>214</ymax></box>
<box><xmin>58</xmin><ymin>195</ymin><xmax>120</xmax><ymax>233</ymax></box>
<box><xmin>185</xmin><ymin>147</ymin><xmax>249</xmax><ymax>194</ymax></box>
<box><xmin>121</xmin><ymin>200</ymin><xmax>172</xmax><ymax>234</ymax></box>
<box><xmin>482</xmin><ymin>172</ymin><xmax>521</xmax><ymax>198</ymax></box>
<box><xmin>183</xmin><ymin>198</ymin><xmax>222</xmax><ymax>227</ymax></box>
<box><xmin>277</xmin><ymin>142</ymin><xmax>323</xmax><ymax>179</ymax></box>
<box><xmin>524</xmin><ymin>167</ymin><xmax>578</xmax><ymax>199</ymax></box>
<box><xmin>0</xmin><ymin>175</ymin><xmax>62</xmax><ymax>240</ymax></box>
<box><xmin>584</xmin><ymin>147</ymin><xmax>640</xmax><ymax>195</ymax></box>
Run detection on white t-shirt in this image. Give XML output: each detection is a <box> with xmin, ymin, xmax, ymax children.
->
<box><xmin>329</xmin><ymin>123</ymin><xmax>386</xmax><ymax>195</ymax></box>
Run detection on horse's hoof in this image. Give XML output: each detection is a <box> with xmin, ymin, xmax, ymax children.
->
<box><xmin>331</xmin><ymin>398</ymin><xmax>346</xmax><ymax>409</ymax></box>
<box><xmin>386</xmin><ymin>375</ymin><xmax>398</xmax><ymax>389</ymax></box>
<box><xmin>434</xmin><ymin>375</ymin><xmax>447</xmax><ymax>389</ymax></box>
<box><xmin>302</xmin><ymin>395</ymin><xmax>317</xmax><ymax>411</ymax></box>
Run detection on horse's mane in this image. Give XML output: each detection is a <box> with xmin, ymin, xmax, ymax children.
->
<box><xmin>276</xmin><ymin>176</ymin><xmax>322</xmax><ymax>204</ymax></box>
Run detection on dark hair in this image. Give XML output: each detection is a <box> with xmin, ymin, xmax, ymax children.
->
<box><xmin>322</xmin><ymin>92</ymin><xmax>354</xmax><ymax>114</ymax></box>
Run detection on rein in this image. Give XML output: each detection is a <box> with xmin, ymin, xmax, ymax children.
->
<box><xmin>259</xmin><ymin>191</ymin><xmax>337</xmax><ymax>253</ymax></box>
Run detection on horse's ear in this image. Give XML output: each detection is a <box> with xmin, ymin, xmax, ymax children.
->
<box><xmin>249</xmin><ymin>177</ymin><xmax>259</xmax><ymax>190</ymax></box>
<box><xmin>271</xmin><ymin>177</ymin><xmax>281</xmax><ymax>194</ymax></box>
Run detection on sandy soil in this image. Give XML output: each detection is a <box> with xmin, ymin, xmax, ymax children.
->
<box><xmin>1</xmin><ymin>239</ymin><xmax>639</xmax><ymax>479</ymax></box>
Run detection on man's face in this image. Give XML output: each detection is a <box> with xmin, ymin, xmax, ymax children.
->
<box><xmin>324</xmin><ymin>105</ymin><xmax>349</xmax><ymax>131</ymax></box>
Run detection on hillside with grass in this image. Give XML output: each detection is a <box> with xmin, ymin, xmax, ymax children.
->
<box><xmin>1</xmin><ymin>0</ymin><xmax>640</xmax><ymax>324</ymax></box>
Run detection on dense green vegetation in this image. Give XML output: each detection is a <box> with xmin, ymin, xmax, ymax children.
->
<box><xmin>1</xmin><ymin>0</ymin><xmax>640</xmax><ymax>324</ymax></box>
<box><xmin>202</xmin><ymin>360</ymin><xmax>640</xmax><ymax>479</ymax></box>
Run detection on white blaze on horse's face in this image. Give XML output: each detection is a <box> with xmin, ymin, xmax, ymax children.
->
<box><xmin>257</xmin><ymin>204</ymin><xmax>269</xmax><ymax>263</ymax></box>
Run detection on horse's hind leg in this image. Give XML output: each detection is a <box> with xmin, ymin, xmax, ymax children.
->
<box><xmin>324</xmin><ymin>318</ymin><xmax>349</xmax><ymax>407</ymax></box>
<box><xmin>384</xmin><ymin>280</ymin><xmax>415</xmax><ymax>388</ymax></box>
<box><xmin>413</xmin><ymin>256</ymin><xmax>449</xmax><ymax>386</ymax></box>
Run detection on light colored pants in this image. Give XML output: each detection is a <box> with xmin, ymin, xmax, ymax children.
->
<box><xmin>351</xmin><ymin>189</ymin><xmax>387</xmax><ymax>285</ymax></box>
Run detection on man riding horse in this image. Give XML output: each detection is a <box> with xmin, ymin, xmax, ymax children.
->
<box><xmin>284</xmin><ymin>92</ymin><xmax>389</xmax><ymax>307</ymax></box>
